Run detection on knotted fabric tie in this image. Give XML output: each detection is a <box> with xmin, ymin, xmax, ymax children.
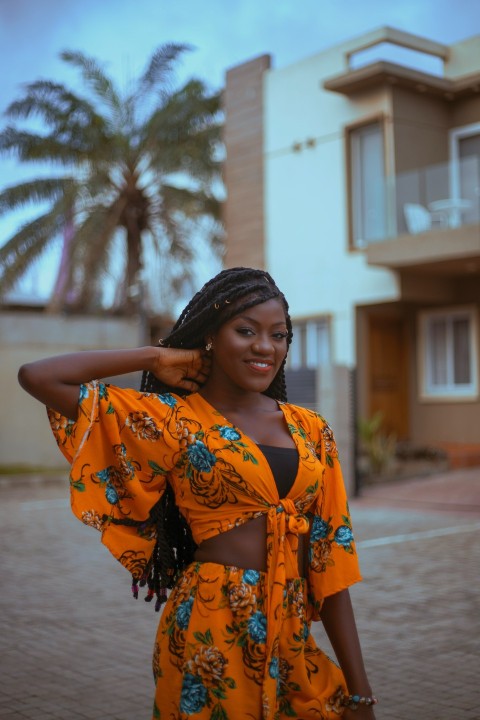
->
<box><xmin>262</xmin><ymin>498</ymin><xmax>310</xmax><ymax>719</ymax></box>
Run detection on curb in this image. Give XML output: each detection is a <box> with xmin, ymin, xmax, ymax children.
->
<box><xmin>0</xmin><ymin>472</ymin><xmax>68</xmax><ymax>488</ymax></box>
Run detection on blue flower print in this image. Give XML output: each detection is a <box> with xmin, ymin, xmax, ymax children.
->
<box><xmin>79</xmin><ymin>384</ymin><xmax>89</xmax><ymax>404</ymax></box>
<box><xmin>180</xmin><ymin>673</ymin><xmax>207</xmax><ymax>715</ymax></box>
<box><xmin>248</xmin><ymin>611</ymin><xmax>267</xmax><ymax>644</ymax></box>
<box><xmin>187</xmin><ymin>442</ymin><xmax>217</xmax><ymax>472</ymax></box>
<box><xmin>176</xmin><ymin>597</ymin><xmax>194</xmax><ymax>630</ymax></box>
<box><xmin>303</xmin><ymin>621</ymin><xmax>310</xmax><ymax>641</ymax></box>
<box><xmin>243</xmin><ymin>569</ymin><xmax>260</xmax><ymax>585</ymax></box>
<box><xmin>310</xmin><ymin>516</ymin><xmax>329</xmax><ymax>542</ymax></box>
<box><xmin>95</xmin><ymin>468</ymin><xmax>110</xmax><ymax>485</ymax></box>
<box><xmin>269</xmin><ymin>656</ymin><xmax>279</xmax><ymax>679</ymax></box>
<box><xmin>105</xmin><ymin>481</ymin><xmax>119</xmax><ymax>505</ymax></box>
<box><xmin>98</xmin><ymin>382</ymin><xmax>108</xmax><ymax>400</ymax></box>
<box><xmin>334</xmin><ymin>525</ymin><xmax>354</xmax><ymax>550</ymax></box>
<box><xmin>219</xmin><ymin>426</ymin><xmax>241</xmax><ymax>442</ymax></box>
<box><xmin>158</xmin><ymin>393</ymin><xmax>177</xmax><ymax>407</ymax></box>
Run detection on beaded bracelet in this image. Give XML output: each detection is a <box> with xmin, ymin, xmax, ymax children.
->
<box><xmin>342</xmin><ymin>694</ymin><xmax>378</xmax><ymax>710</ymax></box>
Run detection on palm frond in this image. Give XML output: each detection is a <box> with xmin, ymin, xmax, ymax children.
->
<box><xmin>151</xmin><ymin>196</ymin><xmax>193</xmax><ymax>264</ymax></box>
<box><xmin>146</xmin><ymin>81</ymin><xmax>222</xmax><ymax>136</ymax></box>
<box><xmin>0</xmin><ymin>177</ymin><xmax>75</xmax><ymax>217</ymax></box>
<box><xmin>0</xmin><ymin>203</ymin><xmax>66</xmax><ymax>295</ymax></box>
<box><xmin>159</xmin><ymin>184</ymin><xmax>222</xmax><ymax>221</ymax></box>
<box><xmin>139</xmin><ymin>43</ymin><xmax>192</xmax><ymax>91</ymax></box>
<box><xmin>59</xmin><ymin>198</ymin><xmax>127</xmax><ymax>310</ymax></box>
<box><xmin>5</xmin><ymin>81</ymin><xmax>103</xmax><ymax>131</ymax></box>
<box><xmin>60</xmin><ymin>50</ymin><xmax>123</xmax><ymax>120</ymax></box>
<box><xmin>0</xmin><ymin>126</ymin><xmax>92</xmax><ymax>164</ymax></box>
<box><xmin>143</xmin><ymin>82</ymin><xmax>222</xmax><ymax>180</ymax></box>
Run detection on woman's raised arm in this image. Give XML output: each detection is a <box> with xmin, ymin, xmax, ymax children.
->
<box><xmin>18</xmin><ymin>346</ymin><xmax>209</xmax><ymax>420</ymax></box>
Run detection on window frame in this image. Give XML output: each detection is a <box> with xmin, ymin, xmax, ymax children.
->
<box><xmin>287</xmin><ymin>316</ymin><xmax>331</xmax><ymax>370</ymax></box>
<box><xmin>418</xmin><ymin>306</ymin><xmax>479</xmax><ymax>402</ymax></box>
<box><xmin>346</xmin><ymin>115</ymin><xmax>389</xmax><ymax>250</ymax></box>
<box><xmin>449</xmin><ymin>121</ymin><xmax>480</xmax><ymax>198</ymax></box>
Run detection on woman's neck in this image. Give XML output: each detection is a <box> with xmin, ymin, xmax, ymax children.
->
<box><xmin>199</xmin><ymin>384</ymin><xmax>276</xmax><ymax>414</ymax></box>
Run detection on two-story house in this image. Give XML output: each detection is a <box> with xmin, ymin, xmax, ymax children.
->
<box><xmin>223</xmin><ymin>27</ymin><xmax>480</xmax><ymax>479</ymax></box>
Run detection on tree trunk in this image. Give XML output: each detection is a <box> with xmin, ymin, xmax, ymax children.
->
<box><xmin>123</xmin><ymin>219</ymin><xmax>143</xmax><ymax>315</ymax></box>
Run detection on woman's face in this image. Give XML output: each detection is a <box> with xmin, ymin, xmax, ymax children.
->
<box><xmin>207</xmin><ymin>298</ymin><xmax>288</xmax><ymax>396</ymax></box>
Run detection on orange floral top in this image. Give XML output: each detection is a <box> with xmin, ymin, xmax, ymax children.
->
<box><xmin>48</xmin><ymin>381</ymin><xmax>361</xmax><ymax>659</ymax></box>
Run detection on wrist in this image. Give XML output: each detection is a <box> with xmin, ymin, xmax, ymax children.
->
<box><xmin>341</xmin><ymin>692</ymin><xmax>378</xmax><ymax>711</ymax></box>
<box><xmin>140</xmin><ymin>345</ymin><xmax>164</xmax><ymax>373</ymax></box>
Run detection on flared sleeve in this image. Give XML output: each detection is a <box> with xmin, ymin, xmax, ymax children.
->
<box><xmin>306</xmin><ymin>417</ymin><xmax>362</xmax><ymax>620</ymax></box>
<box><xmin>47</xmin><ymin>380</ymin><xmax>182</xmax><ymax>579</ymax></box>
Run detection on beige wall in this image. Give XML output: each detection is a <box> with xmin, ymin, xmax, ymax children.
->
<box><xmin>0</xmin><ymin>312</ymin><xmax>144</xmax><ymax>469</ymax></box>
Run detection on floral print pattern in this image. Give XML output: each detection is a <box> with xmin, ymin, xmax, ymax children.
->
<box><xmin>154</xmin><ymin>563</ymin><xmax>348</xmax><ymax>719</ymax></box>
<box><xmin>47</xmin><ymin>382</ymin><xmax>362</xmax><ymax>719</ymax></box>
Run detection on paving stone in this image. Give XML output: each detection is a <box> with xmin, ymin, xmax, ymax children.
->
<box><xmin>0</xmin><ymin>468</ymin><xmax>479</xmax><ymax>719</ymax></box>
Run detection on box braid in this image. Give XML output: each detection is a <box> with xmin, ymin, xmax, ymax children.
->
<box><xmin>129</xmin><ymin>267</ymin><xmax>293</xmax><ymax>610</ymax></box>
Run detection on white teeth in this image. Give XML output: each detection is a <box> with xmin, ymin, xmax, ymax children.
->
<box><xmin>250</xmin><ymin>362</ymin><xmax>269</xmax><ymax>367</ymax></box>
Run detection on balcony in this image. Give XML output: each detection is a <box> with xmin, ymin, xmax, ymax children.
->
<box><xmin>365</xmin><ymin>156</ymin><xmax>480</xmax><ymax>275</ymax></box>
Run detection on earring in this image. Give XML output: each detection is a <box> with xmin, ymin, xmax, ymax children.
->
<box><xmin>205</xmin><ymin>341</ymin><xmax>213</xmax><ymax>352</ymax></box>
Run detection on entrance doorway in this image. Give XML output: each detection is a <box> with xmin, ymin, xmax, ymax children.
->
<box><xmin>368</xmin><ymin>315</ymin><xmax>409</xmax><ymax>438</ymax></box>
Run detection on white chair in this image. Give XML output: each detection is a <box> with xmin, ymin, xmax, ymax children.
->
<box><xmin>403</xmin><ymin>203</ymin><xmax>432</xmax><ymax>234</ymax></box>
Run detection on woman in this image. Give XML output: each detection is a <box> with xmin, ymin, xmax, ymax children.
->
<box><xmin>18</xmin><ymin>267</ymin><xmax>377</xmax><ymax>719</ymax></box>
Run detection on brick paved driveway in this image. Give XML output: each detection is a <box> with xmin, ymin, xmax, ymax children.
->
<box><xmin>1</xmin><ymin>470</ymin><xmax>479</xmax><ymax>720</ymax></box>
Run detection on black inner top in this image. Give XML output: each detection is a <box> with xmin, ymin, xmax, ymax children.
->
<box><xmin>257</xmin><ymin>444</ymin><xmax>299</xmax><ymax>499</ymax></box>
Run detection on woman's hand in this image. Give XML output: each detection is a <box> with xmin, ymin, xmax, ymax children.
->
<box><xmin>18</xmin><ymin>346</ymin><xmax>211</xmax><ymax>419</ymax></box>
<box><xmin>151</xmin><ymin>347</ymin><xmax>210</xmax><ymax>392</ymax></box>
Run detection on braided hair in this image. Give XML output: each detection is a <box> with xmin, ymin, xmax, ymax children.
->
<box><xmin>129</xmin><ymin>267</ymin><xmax>292</xmax><ymax>609</ymax></box>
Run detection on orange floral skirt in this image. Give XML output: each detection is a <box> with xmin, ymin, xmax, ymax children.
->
<box><xmin>152</xmin><ymin>562</ymin><xmax>347</xmax><ymax>719</ymax></box>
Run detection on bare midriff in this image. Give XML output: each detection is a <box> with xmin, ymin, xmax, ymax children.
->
<box><xmin>194</xmin><ymin>514</ymin><xmax>307</xmax><ymax>577</ymax></box>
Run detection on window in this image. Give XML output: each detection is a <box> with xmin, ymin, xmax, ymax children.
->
<box><xmin>349</xmin><ymin>120</ymin><xmax>387</xmax><ymax>248</ymax></box>
<box><xmin>449</xmin><ymin>122</ymin><xmax>480</xmax><ymax>226</ymax></box>
<box><xmin>288</xmin><ymin>318</ymin><xmax>331</xmax><ymax>370</ymax></box>
<box><xmin>419</xmin><ymin>308</ymin><xmax>478</xmax><ymax>399</ymax></box>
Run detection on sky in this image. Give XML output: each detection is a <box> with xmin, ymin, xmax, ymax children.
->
<box><xmin>1</xmin><ymin>0</ymin><xmax>480</xmax><ymax>303</ymax></box>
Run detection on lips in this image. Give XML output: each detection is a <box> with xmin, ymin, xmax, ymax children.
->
<box><xmin>245</xmin><ymin>359</ymin><xmax>274</xmax><ymax>373</ymax></box>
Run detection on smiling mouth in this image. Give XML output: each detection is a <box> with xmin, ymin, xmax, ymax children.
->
<box><xmin>246</xmin><ymin>360</ymin><xmax>273</xmax><ymax>372</ymax></box>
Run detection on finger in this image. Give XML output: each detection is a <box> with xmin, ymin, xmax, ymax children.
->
<box><xmin>193</xmin><ymin>371</ymin><xmax>209</xmax><ymax>384</ymax></box>
<box><xmin>199</xmin><ymin>355</ymin><xmax>212</xmax><ymax>373</ymax></box>
<box><xmin>188</xmin><ymin>357</ymin><xmax>211</xmax><ymax>380</ymax></box>
<box><xmin>176</xmin><ymin>378</ymin><xmax>201</xmax><ymax>393</ymax></box>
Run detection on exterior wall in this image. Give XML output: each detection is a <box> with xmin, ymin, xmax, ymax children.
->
<box><xmin>0</xmin><ymin>312</ymin><xmax>144</xmax><ymax>468</ymax></box>
<box><xmin>444</xmin><ymin>36</ymin><xmax>480</xmax><ymax>77</ymax></box>
<box><xmin>451</xmin><ymin>95</ymin><xmax>480</xmax><ymax>129</ymax></box>
<box><xmin>391</xmin><ymin>88</ymin><xmax>450</xmax><ymax>172</ymax></box>
<box><xmin>223</xmin><ymin>55</ymin><xmax>271</xmax><ymax>269</ymax></box>
<box><xmin>407</xmin><ymin>302</ymin><xmax>480</xmax><ymax>446</ymax></box>
<box><xmin>263</xmin><ymin>48</ymin><xmax>399</xmax><ymax>367</ymax></box>
<box><xmin>357</xmin><ymin>297</ymin><xmax>480</xmax><ymax>447</ymax></box>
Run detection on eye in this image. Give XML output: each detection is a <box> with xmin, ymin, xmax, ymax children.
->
<box><xmin>236</xmin><ymin>327</ymin><xmax>255</xmax><ymax>336</ymax></box>
<box><xmin>273</xmin><ymin>332</ymin><xmax>288</xmax><ymax>340</ymax></box>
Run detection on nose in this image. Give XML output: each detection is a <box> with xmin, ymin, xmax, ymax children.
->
<box><xmin>251</xmin><ymin>333</ymin><xmax>274</xmax><ymax>355</ymax></box>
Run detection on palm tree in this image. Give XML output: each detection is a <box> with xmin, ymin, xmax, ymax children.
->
<box><xmin>0</xmin><ymin>44</ymin><xmax>223</xmax><ymax>314</ymax></box>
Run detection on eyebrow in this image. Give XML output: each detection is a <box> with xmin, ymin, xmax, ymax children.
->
<box><xmin>235</xmin><ymin>314</ymin><xmax>287</xmax><ymax>327</ymax></box>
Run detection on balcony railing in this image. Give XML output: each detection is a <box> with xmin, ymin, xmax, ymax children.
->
<box><xmin>363</xmin><ymin>155</ymin><xmax>480</xmax><ymax>244</ymax></box>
